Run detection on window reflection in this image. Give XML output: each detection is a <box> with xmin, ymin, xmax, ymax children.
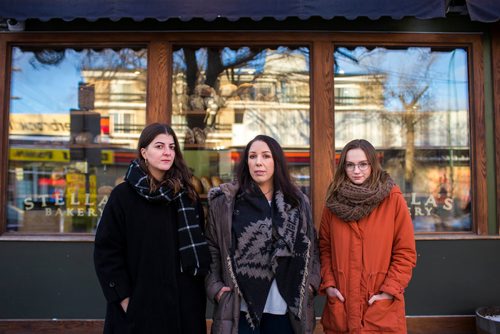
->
<box><xmin>7</xmin><ymin>47</ymin><xmax>147</xmax><ymax>233</ymax></box>
<box><xmin>172</xmin><ymin>46</ymin><xmax>311</xmax><ymax>197</ymax></box>
<box><xmin>334</xmin><ymin>47</ymin><xmax>471</xmax><ymax>232</ymax></box>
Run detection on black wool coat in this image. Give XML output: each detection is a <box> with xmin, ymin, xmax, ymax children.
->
<box><xmin>94</xmin><ymin>182</ymin><xmax>207</xmax><ymax>334</ymax></box>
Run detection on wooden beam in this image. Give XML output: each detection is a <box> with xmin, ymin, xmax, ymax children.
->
<box><xmin>492</xmin><ymin>22</ymin><xmax>500</xmax><ymax>234</ymax></box>
<box><xmin>468</xmin><ymin>34</ymin><xmax>488</xmax><ymax>235</ymax></box>
<box><xmin>311</xmin><ymin>41</ymin><xmax>335</xmax><ymax>229</ymax></box>
<box><xmin>0</xmin><ymin>37</ymin><xmax>11</xmax><ymax>235</ymax></box>
<box><xmin>0</xmin><ymin>316</ymin><xmax>476</xmax><ymax>334</ymax></box>
<box><xmin>406</xmin><ymin>315</ymin><xmax>476</xmax><ymax>334</ymax></box>
<box><xmin>147</xmin><ymin>42</ymin><xmax>171</xmax><ymax>124</ymax></box>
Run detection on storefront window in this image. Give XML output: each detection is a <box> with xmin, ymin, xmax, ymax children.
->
<box><xmin>334</xmin><ymin>46</ymin><xmax>471</xmax><ymax>232</ymax></box>
<box><xmin>7</xmin><ymin>46</ymin><xmax>147</xmax><ymax>233</ymax></box>
<box><xmin>172</xmin><ymin>46</ymin><xmax>311</xmax><ymax>198</ymax></box>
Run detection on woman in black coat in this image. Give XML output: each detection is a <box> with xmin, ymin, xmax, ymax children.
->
<box><xmin>94</xmin><ymin>123</ymin><xmax>210</xmax><ymax>334</ymax></box>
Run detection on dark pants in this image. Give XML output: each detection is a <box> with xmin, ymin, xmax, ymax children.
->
<box><xmin>238</xmin><ymin>312</ymin><xmax>294</xmax><ymax>334</ymax></box>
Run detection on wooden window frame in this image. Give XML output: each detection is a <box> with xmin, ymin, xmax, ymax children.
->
<box><xmin>0</xmin><ymin>31</ymin><xmax>489</xmax><ymax>241</ymax></box>
<box><xmin>330</xmin><ymin>32</ymin><xmax>488</xmax><ymax>238</ymax></box>
<box><xmin>492</xmin><ymin>23</ymin><xmax>500</xmax><ymax>235</ymax></box>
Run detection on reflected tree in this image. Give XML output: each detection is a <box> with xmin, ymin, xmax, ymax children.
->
<box><xmin>174</xmin><ymin>46</ymin><xmax>310</xmax><ymax>134</ymax></box>
<box><xmin>80</xmin><ymin>48</ymin><xmax>148</xmax><ymax>99</ymax></box>
<box><xmin>28</xmin><ymin>48</ymin><xmax>148</xmax><ymax>96</ymax></box>
<box><xmin>336</xmin><ymin>47</ymin><xmax>437</xmax><ymax>192</ymax></box>
<box><xmin>27</xmin><ymin>47</ymin><xmax>148</xmax><ymax>136</ymax></box>
<box><xmin>382</xmin><ymin>49</ymin><xmax>436</xmax><ymax>192</ymax></box>
<box><xmin>182</xmin><ymin>47</ymin><xmax>259</xmax><ymax>95</ymax></box>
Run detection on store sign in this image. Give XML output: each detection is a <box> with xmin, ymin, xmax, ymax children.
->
<box><xmin>406</xmin><ymin>192</ymin><xmax>453</xmax><ymax>215</ymax></box>
<box><xmin>23</xmin><ymin>193</ymin><xmax>108</xmax><ymax>217</ymax></box>
<box><xmin>20</xmin><ymin>172</ymin><xmax>111</xmax><ymax>218</ymax></box>
<box><xmin>9</xmin><ymin>114</ymin><xmax>70</xmax><ymax>136</ymax></box>
<box><xmin>9</xmin><ymin>148</ymin><xmax>114</xmax><ymax>164</ymax></box>
<box><xmin>10</xmin><ymin>148</ymin><xmax>70</xmax><ymax>162</ymax></box>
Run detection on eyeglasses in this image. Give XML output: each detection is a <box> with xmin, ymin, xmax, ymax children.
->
<box><xmin>345</xmin><ymin>162</ymin><xmax>370</xmax><ymax>172</ymax></box>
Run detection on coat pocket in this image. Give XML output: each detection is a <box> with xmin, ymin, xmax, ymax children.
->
<box><xmin>321</xmin><ymin>296</ymin><xmax>348</xmax><ymax>332</ymax></box>
<box><xmin>211</xmin><ymin>319</ymin><xmax>234</xmax><ymax>334</ymax></box>
<box><xmin>109</xmin><ymin>302</ymin><xmax>134</xmax><ymax>334</ymax></box>
<box><xmin>125</xmin><ymin>295</ymin><xmax>135</xmax><ymax>320</ymax></box>
<box><xmin>213</xmin><ymin>290</ymin><xmax>234</xmax><ymax>321</ymax></box>
<box><xmin>304</xmin><ymin>287</ymin><xmax>316</xmax><ymax>333</ymax></box>
<box><xmin>363</xmin><ymin>298</ymin><xmax>402</xmax><ymax>331</ymax></box>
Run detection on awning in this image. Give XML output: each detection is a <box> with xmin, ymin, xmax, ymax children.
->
<box><xmin>0</xmin><ymin>0</ymin><xmax>498</xmax><ymax>23</ymax></box>
<box><xmin>466</xmin><ymin>0</ymin><xmax>500</xmax><ymax>22</ymax></box>
<box><xmin>0</xmin><ymin>0</ymin><xmax>447</xmax><ymax>21</ymax></box>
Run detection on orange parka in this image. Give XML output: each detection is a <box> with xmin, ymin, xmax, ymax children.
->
<box><xmin>319</xmin><ymin>185</ymin><xmax>416</xmax><ymax>334</ymax></box>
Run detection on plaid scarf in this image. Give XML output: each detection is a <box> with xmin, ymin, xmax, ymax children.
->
<box><xmin>125</xmin><ymin>159</ymin><xmax>210</xmax><ymax>276</ymax></box>
<box><xmin>232</xmin><ymin>185</ymin><xmax>310</xmax><ymax>328</ymax></box>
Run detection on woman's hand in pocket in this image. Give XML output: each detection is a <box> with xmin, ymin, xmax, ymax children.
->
<box><xmin>326</xmin><ymin>287</ymin><xmax>345</xmax><ymax>302</ymax></box>
<box><xmin>120</xmin><ymin>297</ymin><xmax>130</xmax><ymax>313</ymax></box>
<box><xmin>215</xmin><ymin>286</ymin><xmax>231</xmax><ymax>302</ymax></box>
<box><xmin>368</xmin><ymin>292</ymin><xmax>393</xmax><ymax>305</ymax></box>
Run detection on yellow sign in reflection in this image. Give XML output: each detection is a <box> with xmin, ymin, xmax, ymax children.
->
<box><xmin>9</xmin><ymin>148</ymin><xmax>114</xmax><ymax>164</ymax></box>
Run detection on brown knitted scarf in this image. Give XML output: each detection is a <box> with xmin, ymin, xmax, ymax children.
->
<box><xmin>326</xmin><ymin>172</ymin><xmax>395</xmax><ymax>222</ymax></box>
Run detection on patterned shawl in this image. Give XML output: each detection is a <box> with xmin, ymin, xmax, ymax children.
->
<box><xmin>232</xmin><ymin>184</ymin><xmax>311</xmax><ymax>328</ymax></box>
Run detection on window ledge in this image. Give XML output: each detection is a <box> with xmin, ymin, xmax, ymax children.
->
<box><xmin>0</xmin><ymin>233</ymin><xmax>95</xmax><ymax>242</ymax></box>
<box><xmin>1</xmin><ymin>232</ymin><xmax>499</xmax><ymax>242</ymax></box>
<box><xmin>415</xmin><ymin>233</ymin><xmax>500</xmax><ymax>240</ymax></box>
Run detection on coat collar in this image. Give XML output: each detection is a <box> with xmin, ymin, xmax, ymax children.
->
<box><xmin>208</xmin><ymin>181</ymin><xmax>240</xmax><ymax>205</ymax></box>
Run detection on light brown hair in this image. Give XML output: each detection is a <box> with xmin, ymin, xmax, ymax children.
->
<box><xmin>325</xmin><ymin>139</ymin><xmax>384</xmax><ymax>201</ymax></box>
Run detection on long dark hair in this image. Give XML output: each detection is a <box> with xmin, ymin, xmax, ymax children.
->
<box><xmin>325</xmin><ymin>139</ymin><xmax>384</xmax><ymax>200</ymax></box>
<box><xmin>236</xmin><ymin>135</ymin><xmax>301</xmax><ymax>207</ymax></box>
<box><xmin>137</xmin><ymin>123</ymin><xmax>197</xmax><ymax>201</ymax></box>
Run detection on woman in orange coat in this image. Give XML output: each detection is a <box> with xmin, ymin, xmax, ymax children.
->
<box><xmin>319</xmin><ymin>139</ymin><xmax>416</xmax><ymax>334</ymax></box>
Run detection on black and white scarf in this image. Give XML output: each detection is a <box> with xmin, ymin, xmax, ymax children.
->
<box><xmin>125</xmin><ymin>159</ymin><xmax>210</xmax><ymax>276</ymax></box>
<box><xmin>232</xmin><ymin>185</ymin><xmax>311</xmax><ymax>328</ymax></box>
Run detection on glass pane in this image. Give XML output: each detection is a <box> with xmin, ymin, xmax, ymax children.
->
<box><xmin>7</xmin><ymin>46</ymin><xmax>147</xmax><ymax>233</ymax></box>
<box><xmin>334</xmin><ymin>46</ymin><xmax>471</xmax><ymax>232</ymax></box>
<box><xmin>172</xmin><ymin>46</ymin><xmax>310</xmax><ymax>197</ymax></box>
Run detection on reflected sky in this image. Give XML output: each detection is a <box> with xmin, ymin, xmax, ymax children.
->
<box><xmin>11</xmin><ymin>49</ymin><xmax>82</xmax><ymax>114</ymax></box>
<box><xmin>11</xmin><ymin>45</ymin><xmax>468</xmax><ymax>114</ymax></box>
<box><xmin>10</xmin><ymin>47</ymin><xmax>147</xmax><ymax>115</ymax></box>
<box><xmin>335</xmin><ymin>47</ymin><xmax>469</xmax><ymax>111</ymax></box>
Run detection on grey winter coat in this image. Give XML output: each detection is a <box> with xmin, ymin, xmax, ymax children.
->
<box><xmin>205</xmin><ymin>182</ymin><xmax>321</xmax><ymax>334</ymax></box>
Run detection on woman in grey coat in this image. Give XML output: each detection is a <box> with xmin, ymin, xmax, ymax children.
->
<box><xmin>205</xmin><ymin>135</ymin><xmax>320</xmax><ymax>334</ymax></box>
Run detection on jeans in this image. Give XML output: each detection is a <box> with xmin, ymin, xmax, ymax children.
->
<box><xmin>238</xmin><ymin>312</ymin><xmax>294</xmax><ymax>334</ymax></box>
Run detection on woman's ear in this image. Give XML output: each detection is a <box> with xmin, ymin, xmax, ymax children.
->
<box><xmin>140</xmin><ymin>148</ymin><xmax>147</xmax><ymax>160</ymax></box>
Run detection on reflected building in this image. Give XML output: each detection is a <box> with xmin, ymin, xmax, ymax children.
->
<box><xmin>172</xmin><ymin>49</ymin><xmax>310</xmax><ymax>149</ymax></box>
<box><xmin>334</xmin><ymin>70</ymin><xmax>470</xmax><ymax>231</ymax></box>
<box><xmin>6</xmin><ymin>48</ymin><xmax>148</xmax><ymax>233</ymax></box>
<box><xmin>81</xmin><ymin>69</ymin><xmax>147</xmax><ymax>149</ymax></box>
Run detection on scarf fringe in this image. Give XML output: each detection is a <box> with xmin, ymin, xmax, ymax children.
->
<box><xmin>226</xmin><ymin>254</ymin><xmax>241</xmax><ymax>295</ymax></box>
<box><xmin>226</xmin><ymin>254</ymin><xmax>258</xmax><ymax>328</ymax></box>
<box><xmin>297</xmin><ymin>238</ymin><xmax>311</xmax><ymax>319</ymax></box>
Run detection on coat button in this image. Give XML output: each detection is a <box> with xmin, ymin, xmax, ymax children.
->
<box><xmin>109</xmin><ymin>281</ymin><xmax>116</xmax><ymax>288</ymax></box>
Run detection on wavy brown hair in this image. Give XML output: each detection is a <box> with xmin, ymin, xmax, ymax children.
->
<box><xmin>325</xmin><ymin>139</ymin><xmax>384</xmax><ymax>201</ymax></box>
<box><xmin>137</xmin><ymin>123</ymin><xmax>197</xmax><ymax>201</ymax></box>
